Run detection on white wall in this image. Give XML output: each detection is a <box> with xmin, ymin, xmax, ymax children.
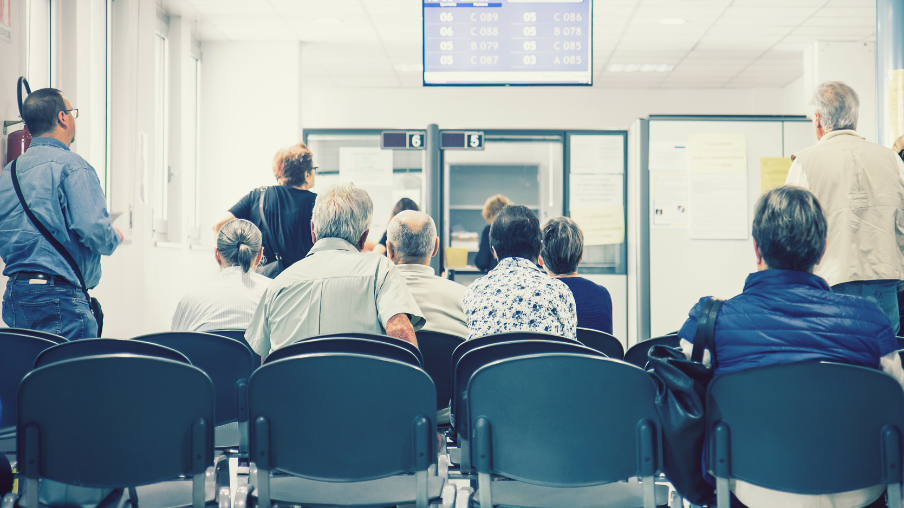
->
<box><xmin>803</xmin><ymin>41</ymin><xmax>877</xmax><ymax>142</ymax></box>
<box><xmin>0</xmin><ymin>0</ymin><xmax>24</xmax><ymax>165</ymax></box>
<box><xmin>300</xmin><ymin>86</ymin><xmax>790</xmax><ymax>131</ymax></box>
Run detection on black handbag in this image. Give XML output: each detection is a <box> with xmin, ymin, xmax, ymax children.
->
<box><xmin>10</xmin><ymin>159</ymin><xmax>105</xmax><ymax>336</ymax></box>
<box><xmin>647</xmin><ymin>297</ymin><xmax>724</xmax><ymax>506</ymax></box>
<box><xmin>256</xmin><ymin>186</ymin><xmax>285</xmax><ymax>278</ymax></box>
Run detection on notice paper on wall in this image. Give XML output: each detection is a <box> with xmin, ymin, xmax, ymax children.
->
<box><xmin>569</xmin><ymin>135</ymin><xmax>624</xmax><ymax>174</ymax></box>
<box><xmin>689</xmin><ymin>133</ymin><xmax>747</xmax><ymax>174</ymax></box>
<box><xmin>569</xmin><ymin>174</ymin><xmax>623</xmax><ymax>208</ymax></box>
<box><xmin>760</xmin><ymin>158</ymin><xmax>793</xmax><ymax>193</ymax></box>
<box><xmin>890</xmin><ymin>69</ymin><xmax>904</xmax><ymax>145</ymax></box>
<box><xmin>0</xmin><ymin>0</ymin><xmax>10</xmax><ymax>44</ymax></box>
<box><xmin>339</xmin><ymin>147</ymin><xmax>394</xmax><ymax>186</ymax></box>
<box><xmin>689</xmin><ymin>174</ymin><xmax>748</xmax><ymax>240</ymax></box>
<box><xmin>649</xmin><ymin>142</ymin><xmax>689</xmax><ymax>173</ymax></box>
<box><xmin>652</xmin><ymin>173</ymin><xmax>688</xmax><ymax>227</ymax></box>
<box><xmin>570</xmin><ymin>206</ymin><xmax>625</xmax><ymax>246</ymax></box>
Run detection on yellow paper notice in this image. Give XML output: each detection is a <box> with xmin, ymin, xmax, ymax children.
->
<box><xmin>760</xmin><ymin>158</ymin><xmax>793</xmax><ymax>193</ymax></box>
<box><xmin>570</xmin><ymin>206</ymin><xmax>625</xmax><ymax>246</ymax></box>
<box><xmin>890</xmin><ymin>69</ymin><xmax>904</xmax><ymax>145</ymax></box>
<box><xmin>689</xmin><ymin>133</ymin><xmax>748</xmax><ymax>174</ymax></box>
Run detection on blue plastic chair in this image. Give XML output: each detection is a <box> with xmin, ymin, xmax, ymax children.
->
<box><xmin>9</xmin><ymin>355</ymin><xmax>219</xmax><ymax>508</ymax></box>
<box><xmin>1</xmin><ymin>328</ymin><xmax>67</xmax><ymax>344</ymax></box>
<box><xmin>34</xmin><ymin>339</ymin><xmax>190</xmax><ymax>368</ymax></box>
<box><xmin>465</xmin><ymin>353</ymin><xmax>667</xmax><ymax>508</ymax></box>
<box><xmin>707</xmin><ymin>362</ymin><xmax>904</xmax><ymax>508</ymax></box>
<box><xmin>416</xmin><ymin>331</ymin><xmax>465</xmax><ymax>413</ymax></box>
<box><xmin>206</xmin><ymin>329</ymin><xmax>260</xmax><ymax>366</ymax></box>
<box><xmin>450</xmin><ymin>331</ymin><xmax>576</xmax><ymax>376</ymax></box>
<box><xmin>576</xmin><ymin>327</ymin><xmax>625</xmax><ymax>360</ymax></box>
<box><xmin>451</xmin><ymin>339</ymin><xmax>605</xmax><ymax>473</ymax></box>
<box><xmin>264</xmin><ymin>336</ymin><xmax>420</xmax><ymax>367</ymax></box>
<box><xmin>0</xmin><ymin>333</ymin><xmax>58</xmax><ymax>430</ymax></box>
<box><xmin>307</xmin><ymin>332</ymin><xmax>424</xmax><ymax>366</ymax></box>
<box><xmin>239</xmin><ymin>353</ymin><xmax>453</xmax><ymax>508</ymax></box>
<box><xmin>623</xmin><ymin>335</ymin><xmax>681</xmax><ymax>369</ymax></box>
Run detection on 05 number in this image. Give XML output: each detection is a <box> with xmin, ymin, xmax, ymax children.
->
<box><xmin>440</xmin><ymin>41</ymin><xmax>454</xmax><ymax>51</ymax></box>
<box><xmin>523</xmin><ymin>26</ymin><xmax>537</xmax><ymax>36</ymax></box>
<box><xmin>440</xmin><ymin>55</ymin><xmax>454</xmax><ymax>65</ymax></box>
<box><xmin>523</xmin><ymin>40</ymin><xmax>537</xmax><ymax>51</ymax></box>
<box><xmin>523</xmin><ymin>12</ymin><xmax>537</xmax><ymax>22</ymax></box>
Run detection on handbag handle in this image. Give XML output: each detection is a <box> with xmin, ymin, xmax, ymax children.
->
<box><xmin>691</xmin><ymin>297</ymin><xmax>724</xmax><ymax>368</ymax></box>
<box><xmin>17</xmin><ymin>76</ymin><xmax>31</xmax><ymax>119</ymax></box>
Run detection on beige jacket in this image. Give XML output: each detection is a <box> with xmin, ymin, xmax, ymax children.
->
<box><xmin>786</xmin><ymin>130</ymin><xmax>904</xmax><ymax>286</ymax></box>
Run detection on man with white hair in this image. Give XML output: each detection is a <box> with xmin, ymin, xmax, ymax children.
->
<box><xmin>245</xmin><ymin>183</ymin><xmax>424</xmax><ymax>357</ymax></box>
<box><xmin>786</xmin><ymin>81</ymin><xmax>904</xmax><ymax>333</ymax></box>
<box><xmin>387</xmin><ymin>210</ymin><xmax>468</xmax><ymax>339</ymax></box>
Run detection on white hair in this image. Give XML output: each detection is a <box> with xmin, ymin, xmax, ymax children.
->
<box><xmin>312</xmin><ymin>183</ymin><xmax>373</xmax><ymax>245</ymax></box>
<box><xmin>812</xmin><ymin>81</ymin><xmax>860</xmax><ymax>132</ymax></box>
<box><xmin>387</xmin><ymin>211</ymin><xmax>436</xmax><ymax>262</ymax></box>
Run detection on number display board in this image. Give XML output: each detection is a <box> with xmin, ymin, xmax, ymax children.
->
<box><xmin>423</xmin><ymin>0</ymin><xmax>592</xmax><ymax>86</ymax></box>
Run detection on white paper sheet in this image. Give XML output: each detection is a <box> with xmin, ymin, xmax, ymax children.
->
<box><xmin>570</xmin><ymin>206</ymin><xmax>625</xmax><ymax>246</ymax></box>
<box><xmin>649</xmin><ymin>142</ymin><xmax>689</xmax><ymax>173</ymax></box>
<box><xmin>570</xmin><ymin>174</ymin><xmax>623</xmax><ymax>209</ymax></box>
<box><xmin>570</xmin><ymin>135</ymin><xmax>624</xmax><ymax>174</ymax></box>
<box><xmin>689</xmin><ymin>133</ymin><xmax>747</xmax><ymax>174</ymax></box>
<box><xmin>651</xmin><ymin>173</ymin><xmax>688</xmax><ymax>227</ymax></box>
<box><xmin>339</xmin><ymin>147</ymin><xmax>394</xmax><ymax>186</ymax></box>
<box><xmin>689</xmin><ymin>173</ymin><xmax>748</xmax><ymax>240</ymax></box>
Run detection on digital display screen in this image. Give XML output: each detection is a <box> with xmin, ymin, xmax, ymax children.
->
<box><xmin>423</xmin><ymin>0</ymin><xmax>592</xmax><ymax>86</ymax></box>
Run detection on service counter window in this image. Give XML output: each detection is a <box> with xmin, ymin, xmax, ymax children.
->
<box><xmin>303</xmin><ymin>130</ymin><xmax>427</xmax><ymax>247</ymax></box>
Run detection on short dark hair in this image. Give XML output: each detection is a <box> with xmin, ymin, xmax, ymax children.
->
<box><xmin>541</xmin><ymin>217</ymin><xmax>584</xmax><ymax>275</ymax></box>
<box><xmin>21</xmin><ymin>88</ymin><xmax>67</xmax><ymax>137</ymax></box>
<box><xmin>490</xmin><ymin>205</ymin><xmax>542</xmax><ymax>261</ymax></box>
<box><xmin>392</xmin><ymin>198</ymin><xmax>419</xmax><ymax>216</ymax></box>
<box><xmin>273</xmin><ymin>143</ymin><xmax>314</xmax><ymax>187</ymax></box>
<box><xmin>752</xmin><ymin>186</ymin><xmax>827</xmax><ymax>272</ymax></box>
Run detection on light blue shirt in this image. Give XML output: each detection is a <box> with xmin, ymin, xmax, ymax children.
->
<box><xmin>0</xmin><ymin>137</ymin><xmax>120</xmax><ymax>288</ymax></box>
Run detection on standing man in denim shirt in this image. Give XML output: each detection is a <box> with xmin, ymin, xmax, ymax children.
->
<box><xmin>0</xmin><ymin>88</ymin><xmax>122</xmax><ymax>339</ymax></box>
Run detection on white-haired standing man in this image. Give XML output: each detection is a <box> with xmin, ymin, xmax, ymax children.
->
<box><xmin>245</xmin><ymin>183</ymin><xmax>424</xmax><ymax>358</ymax></box>
<box><xmin>786</xmin><ymin>81</ymin><xmax>904</xmax><ymax>333</ymax></box>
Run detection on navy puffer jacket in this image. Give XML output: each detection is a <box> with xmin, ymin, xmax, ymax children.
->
<box><xmin>677</xmin><ymin>269</ymin><xmax>897</xmax><ymax>377</ymax></box>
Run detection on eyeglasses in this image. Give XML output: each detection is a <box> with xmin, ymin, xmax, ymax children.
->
<box><xmin>312</xmin><ymin>166</ymin><xmax>319</xmax><ymax>172</ymax></box>
<box><xmin>64</xmin><ymin>109</ymin><xmax>79</xmax><ymax>119</ymax></box>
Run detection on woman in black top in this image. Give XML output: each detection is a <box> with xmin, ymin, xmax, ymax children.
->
<box><xmin>213</xmin><ymin>143</ymin><xmax>317</xmax><ymax>277</ymax></box>
<box><xmin>475</xmin><ymin>194</ymin><xmax>510</xmax><ymax>272</ymax></box>
<box><xmin>372</xmin><ymin>198</ymin><xmax>419</xmax><ymax>256</ymax></box>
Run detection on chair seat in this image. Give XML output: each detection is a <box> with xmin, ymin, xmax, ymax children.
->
<box><xmin>214</xmin><ymin>422</ymin><xmax>240</xmax><ymax>449</ymax></box>
<box><xmin>133</xmin><ymin>478</ymin><xmax>218</xmax><ymax>508</ymax></box>
<box><xmin>477</xmin><ymin>478</ymin><xmax>669</xmax><ymax>508</ymax></box>
<box><xmin>254</xmin><ymin>474</ymin><xmax>446</xmax><ymax>507</ymax></box>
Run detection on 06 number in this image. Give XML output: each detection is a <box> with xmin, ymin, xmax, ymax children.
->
<box><xmin>440</xmin><ymin>26</ymin><xmax>454</xmax><ymax>36</ymax></box>
<box><xmin>439</xmin><ymin>12</ymin><xmax>453</xmax><ymax>22</ymax></box>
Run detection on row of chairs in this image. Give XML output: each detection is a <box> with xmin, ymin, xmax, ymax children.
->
<box><xmin>4</xmin><ymin>334</ymin><xmax>903</xmax><ymax>508</ymax></box>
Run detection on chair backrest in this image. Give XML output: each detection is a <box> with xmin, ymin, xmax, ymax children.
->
<box><xmin>34</xmin><ymin>339</ymin><xmax>190</xmax><ymax>369</ymax></box>
<box><xmin>0</xmin><ymin>333</ymin><xmax>58</xmax><ymax>428</ymax></box>
<box><xmin>450</xmin><ymin>331</ymin><xmax>575</xmax><ymax>374</ymax></box>
<box><xmin>3</xmin><ymin>328</ymin><xmax>67</xmax><ymax>344</ymax></box>
<box><xmin>897</xmin><ymin>336</ymin><xmax>904</xmax><ymax>351</ymax></box>
<box><xmin>707</xmin><ymin>361</ymin><xmax>904</xmax><ymax>494</ymax></box>
<box><xmin>264</xmin><ymin>337</ymin><xmax>420</xmax><ymax>367</ymax></box>
<box><xmin>306</xmin><ymin>332</ymin><xmax>424</xmax><ymax>366</ymax></box>
<box><xmin>575</xmin><ymin>328</ymin><xmax>624</xmax><ymax>360</ymax></box>
<box><xmin>133</xmin><ymin>332</ymin><xmax>256</xmax><ymax>424</ymax></box>
<box><xmin>206</xmin><ymin>329</ymin><xmax>260</xmax><ymax>365</ymax></box>
<box><xmin>416</xmin><ymin>331</ymin><xmax>466</xmax><ymax>411</ymax></box>
<box><xmin>17</xmin><ymin>355</ymin><xmax>213</xmax><ymax>502</ymax></box>
<box><xmin>623</xmin><ymin>335</ymin><xmax>681</xmax><ymax>368</ymax></box>
<box><xmin>248</xmin><ymin>353</ymin><xmax>436</xmax><ymax>480</ymax></box>
<box><xmin>467</xmin><ymin>353</ymin><xmax>659</xmax><ymax>486</ymax></box>
<box><xmin>452</xmin><ymin>339</ymin><xmax>604</xmax><ymax>433</ymax></box>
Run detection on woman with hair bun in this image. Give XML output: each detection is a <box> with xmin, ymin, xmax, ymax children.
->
<box><xmin>171</xmin><ymin>219</ymin><xmax>273</xmax><ymax>332</ymax></box>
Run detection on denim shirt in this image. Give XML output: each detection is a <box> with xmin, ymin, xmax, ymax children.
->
<box><xmin>0</xmin><ymin>137</ymin><xmax>120</xmax><ymax>288</ymax></box>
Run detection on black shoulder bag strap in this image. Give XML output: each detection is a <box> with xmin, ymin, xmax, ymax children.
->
<box><xmin>257</xmin><ymin>187</ymin><xmax>283</xmax><ymax>270</ymax></box>
<box><xmin>10</xmin><ymin>160</ymin><xmax>89</xmax><ymax>296</ymax></box>
<box><xmin>691</xmin><ymin>297</ymin><xmax>724</xmax><ymax>369</ymax></box>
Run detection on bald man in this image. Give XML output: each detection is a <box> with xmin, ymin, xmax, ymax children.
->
<box><xmin>386</xmin><ymin>211</ymin><xmax>468</xmax><ymax>339</ymax></box>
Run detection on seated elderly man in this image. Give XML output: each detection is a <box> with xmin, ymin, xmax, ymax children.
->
<box><xmin>463</xmin><ymin>204</ymin><xmax>576</xmax><ymax>340</ymax></box>
<box><xmin>679</xmin><ymin>186</ymin><xmax>904</xmax><ymax>508</ymax></box>
<box><xmin>245</xmin><ymin>183</ymin><xmax>424</xmax><ymax>358</ymax></box>
<box><xmin>386</xmin><ymin>210</ymin><xmax>468</xmax><ymax>339</ymax></box>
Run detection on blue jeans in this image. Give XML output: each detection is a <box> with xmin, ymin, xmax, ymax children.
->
<box><xmin>832</xmin><ymin>280</ymin><xmax>900</xmax><ymax>335</ymax></box>
<box><xmin>2</xmin><ymin>276</ymin><xmax>98</xmax><ymax>340</ymax></box>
